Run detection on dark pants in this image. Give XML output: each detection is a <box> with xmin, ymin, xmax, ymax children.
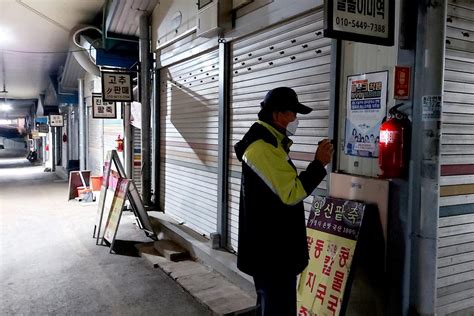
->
<box><xmin>253</xmin><ymin>274</ymin><xmax>297</xmax><ymax>316</ymax></box>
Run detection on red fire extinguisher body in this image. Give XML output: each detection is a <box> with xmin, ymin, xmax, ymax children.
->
<box><xmin>378</xmin><ymin>117</ymin><xmax>409</xmax><ymax>179</ymax></box>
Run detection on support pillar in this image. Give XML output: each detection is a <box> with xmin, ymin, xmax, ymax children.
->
<box><xmin>139</xmin><ymin>13</ymin><xmax>152</xmax><ymax>206</ymax></box>
<box><xmin>78</xmin><ymin>78</ymin><xmax>86</xmax><ymax>170</ymax></box>
<box><xmin>411</xmin><ymin>1</ymin><xmax>447</xmax><ymax>314</ymax></box>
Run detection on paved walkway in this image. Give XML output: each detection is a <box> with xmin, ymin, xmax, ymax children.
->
<box><xmin>0</xmin><ymin>151</ymin><xmax>211</xmax><ymax>315</ymax></box>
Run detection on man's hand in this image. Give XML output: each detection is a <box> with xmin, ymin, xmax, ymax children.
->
<box><xmin>315</xmin><ymin>139</ymin><xmax>334</xmax><ymax>166</ymax></box>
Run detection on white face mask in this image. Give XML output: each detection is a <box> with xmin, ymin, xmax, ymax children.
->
<box><xmin>286</xmin><ymin>118</ymin><xmax>299</xmax><ymax>136</ymax></box>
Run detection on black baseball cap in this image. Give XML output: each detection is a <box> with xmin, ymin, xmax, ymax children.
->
<box><xmin>260</xmin><ymin>87</ymin><xmax>312</xmax><ymax>114</ymax></box>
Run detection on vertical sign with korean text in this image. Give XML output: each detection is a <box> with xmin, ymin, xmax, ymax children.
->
<box><xmin>394</xmin><ymin>66</ymin><xmax>411</xmax><ymax>100</ymax></box>
<box><xmin>297</xmin><ymin>197</ymin><xmax>366</xmax><ymax>316</ymax></box>
<box><xmin>101</xmin><ymin>72</ymin><xmax>133</xmax><ymax>102</ymax></box>
<box><xmin>422</xmin><ymin>95</ymin><xmax>442</xmax><ymax>122</ymax></box>
<box><xmin>344</xmin><ymin>71</ymin><xmax>388</xmax><ymax>158</ymax></box>
<box><xmin>92</xmin><ymin>94</ymin><xmax>117</xmax><ymax>119</ymax></box>
<box><xmin>324</xmin><ymin>0</ymin><xmax>394</xmax><ymax>46</ymax></box>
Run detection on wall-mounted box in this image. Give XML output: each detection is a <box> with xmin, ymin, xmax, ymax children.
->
<box><xmin>196</xmin><ymin>0</ymin><xmax>232</xmax><ymax>37</ymax></box>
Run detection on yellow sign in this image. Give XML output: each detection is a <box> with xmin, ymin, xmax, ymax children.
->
<box><xmin>297</xmin><ymin>197</ymin><xmax>366</xmax><ymax>316</ymax></box>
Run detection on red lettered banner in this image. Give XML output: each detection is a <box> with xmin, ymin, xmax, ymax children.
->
<box><xmin>297</xmin><ymin>197</ymin><xmax>366</xmax><ymax>316</ymax></box>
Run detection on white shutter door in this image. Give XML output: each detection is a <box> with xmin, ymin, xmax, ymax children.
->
<box><xmin>437</xmin><ymin>1</ymin><xmax>474</xmax><ymax>314</ymax></box>
<box><xmin>160</xmin><ymin>50</ymin><xmax>220</xmax><ymax>238</ymax></box>
<box><xmin>227</xmin><ymin>10</ymin><xmax>332</xmax><ymax>251</ymax></box>
<box><xmin>88</xmin><ymin>106</ymin><xmax>104</xmax><ymax>176</ymax></box>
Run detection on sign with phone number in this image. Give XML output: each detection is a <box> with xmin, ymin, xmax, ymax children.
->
<box><xmin>324</xmin><ymin>0</ymin><xmax>394</xmax><ymax>46</ymax></box>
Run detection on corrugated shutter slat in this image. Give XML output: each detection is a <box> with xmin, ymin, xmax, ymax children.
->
<box><xmin>159</xmin><ymin>50</ymin><xmax>219</xmax><ymax>238</ymax></box>
<box><xmin>437</xmin><ymin>2</ymin><xmax>474</xmax><ymax>314</ymax></box>
<box><xmin>226</xmin><ymin>10</ymin><xmax>331</xmax><ymax>251</ymax></box>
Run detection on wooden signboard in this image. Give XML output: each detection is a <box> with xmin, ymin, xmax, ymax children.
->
<box><xmin>68</xmin><ymin>170</ymin><xmax>91</xmax><ymax>200</ymax></box>
<box><xmin>103</xmin><ymin>178</ymin><xmax>130</xmax><ymax>252</ymax></box>
<box><xmin>94</xmin><ymin>150</ymin><xmax>156</xmax><ymax>245</ymax></box>
<box><xmin>94</xmin><ymin>152</ymin><xmax>113</xmax><ymax>244</ymax></box>
<box><xmin>297</xmin><ymin>196</ymin><xmax>366</xmax><ymax>316</ymax></box>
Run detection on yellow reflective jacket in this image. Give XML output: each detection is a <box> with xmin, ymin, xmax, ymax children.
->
<box><xmin>235</xmin><ymin>120</ymin><xmax>327</xmax><ymax>276</ymax></box>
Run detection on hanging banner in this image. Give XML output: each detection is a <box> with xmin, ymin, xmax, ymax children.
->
<box><xmin>344</xmin><ymin>71</ymin><xmax>388</xmax><ymax>158</ymax></box>
<box><xmin>297</xmin><ymin>196</ymin><xmax>366</xmax><ymax>316</ymax></box>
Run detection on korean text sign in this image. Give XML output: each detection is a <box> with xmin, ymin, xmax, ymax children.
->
<box><xmin>49</xmin><ymin>115</ymin><xmax>64</xmax><ymax>127</ymax></box>
<box><xmin>92</xmin><ymin>94</ymin><xmax>117</xmax><ymax>119</ymax></box>
<box><xmin>297</xmin><ymin>196</ymin><xmax>366</xmax><ymax>316</ymax></box>
<box><xmin>101</xmin><ymin>72</ymin><xmax>133</xmax><ymax>102</ymax></box>
<box><xmin>344</xmin><ymin>71</ymin><xmax>388</xmax><ymax>158</ymax></box>
<box><xmin>324</xmin><ymin>0</ymin><xmax>394</xmax><ymax>46</ymax></box>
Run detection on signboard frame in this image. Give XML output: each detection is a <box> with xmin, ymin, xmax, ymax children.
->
<box><xmin>94</xmin><ymin>152</ymin><xmax>114</xmax><ymax>245</ymax></box>
<box><xmin>92</xmin><ymin>94</ymin><xmax>117</xmax><ymax>119</ymax></box>
<box><xmin>38</xmin><ymin>123</ymin><xmax>49</xmax><ymax>134</ymax></box>
<box><xmin>102</xmin><ymin>178</ymin><xmax>130</xmax><ymax>252</ymax></box>
<box><xmin>394</xmin><ymin>66</ymin><xmax>411</xmax><ymax>100</ymax></box>
<box><xmin>49</xmin><ymin>114</ymin><xmax>64</xmax><ymax>127</ymax></box>
<box><xmin>94</xmin><ymin>150</ymin><xmax>156</xmax><ymax>245</ymax></box>
<box><xmin>101</xmin><ymin>71</ymin><xmax>133</xmax><ymax>102</ymax></box>
<box><xmin>297</xmin><ymin>196</ymin><xmax>367</xmax><ymax>316</ymax></box>
<box><xmin>344</xmin><ymin>70</ymin><xmax>388</xmax><ymax>158</ymax></box>
<box><xmin>324</xmin><ymin>0</ymin><xmax>395</xmax><ymax>46</ymax></box>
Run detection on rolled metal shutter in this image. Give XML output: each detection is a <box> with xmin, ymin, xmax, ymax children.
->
<box><xmin>437</xmin><ymin>1</ymin><xmax>474</xmax><ymax>314</ymax></box>
<box><xmin>227</xmin><ymin>10</ymin><xmax>332</xmax><ymax>251</ymax></box>
<box><xmin>159</xmin><ymin>49</ymin><xmax>219</xmax><ymax>237</ymax></box>
<box><xmin>132</xmin><ymin>126</ymin><xmax>142</xmax><ymax>194</ymax></box>
<box><xmin>88</xmin><ymin>106</ymin><xmax>104</xmax><ymax>176</ymax></box>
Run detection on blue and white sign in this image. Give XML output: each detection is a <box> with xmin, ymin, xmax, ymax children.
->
<box><xmin>344</xmin><ymin>71</ymin><xmax>388</xmax><ymax>158</ymax></box>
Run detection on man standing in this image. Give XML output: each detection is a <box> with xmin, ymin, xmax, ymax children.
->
<box><xmin>234</xmin><ymin>87</ymin><xmax>333</xmax><ymax>316</ymax></box>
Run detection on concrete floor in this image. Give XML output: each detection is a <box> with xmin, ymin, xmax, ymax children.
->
<box><xmin>0</xmin><ymin>150</ymin><xmax>211</xmax><ymax>315</ymax></box>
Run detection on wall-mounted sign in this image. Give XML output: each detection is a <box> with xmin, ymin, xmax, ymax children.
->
<box><xmin>92</xmin><ymin>94</ymin><xmax>117</xmax><ymax>119</ymax></box>
<box><xmin>394</xmin><ymin>66</ymin><xmax>411</xmax><ymax>100</ymax></box>
<box><xmin>31</xmin><ymin>130</ymin><xmax>40</xmax><ymax>139</ymax></box>
<box><xmin>49</xmin><ymin>115</ymin><xmax>64</xmax><ymax>127</ymax></box>
<box><xmin>324</xmin><ymin>0</ymin><xmax>394</xmax><ymax>46</ymax></box>
<box><xmin>297</xmin><ymin>196</ymin><xmax>366</xmax><ymax>316</ymax></box>
<box><xmin>101</xmin><ymin>72</ymin><xmax>133</xmax><ymax>102</ymax></box>
<box><xmin>344</xmin><ymin>71</ymin><xmax>388</xmax><ymax>158</ymax></box>
<box><xmin>35</xmin><ymin>116</ymin><xmax>48</xmax><ymax>125</ymax></box>
<box><xmin>422</xmin><ymin>95</ymin><xmax>442</xmax><ymax>122</ymax></box>
<box><xmin>38</xmin><ymin>123</ymin><xmax>49</xmax><ymax>134</ymax></box>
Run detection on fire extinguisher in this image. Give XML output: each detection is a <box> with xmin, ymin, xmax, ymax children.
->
<box><xmin>378</xmin><ymin>104</ymin><xmax>411</xmax><ymax>179</ymax></box>
<box><xmin>115</xmin><ymin>134</ymin><xmax>124</xmax><ymax>152</ymax></box>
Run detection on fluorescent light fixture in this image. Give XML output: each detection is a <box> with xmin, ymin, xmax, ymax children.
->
<box><xmin>0</xmin><ymin>103</ymin><xmax>12</xmax><ymax>111</ymax></box>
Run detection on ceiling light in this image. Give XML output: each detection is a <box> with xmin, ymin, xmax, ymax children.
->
<box><xmin>0</xmin><ymin>103</ymin><xmax>12</xmax><ymax>111</ymax></box>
